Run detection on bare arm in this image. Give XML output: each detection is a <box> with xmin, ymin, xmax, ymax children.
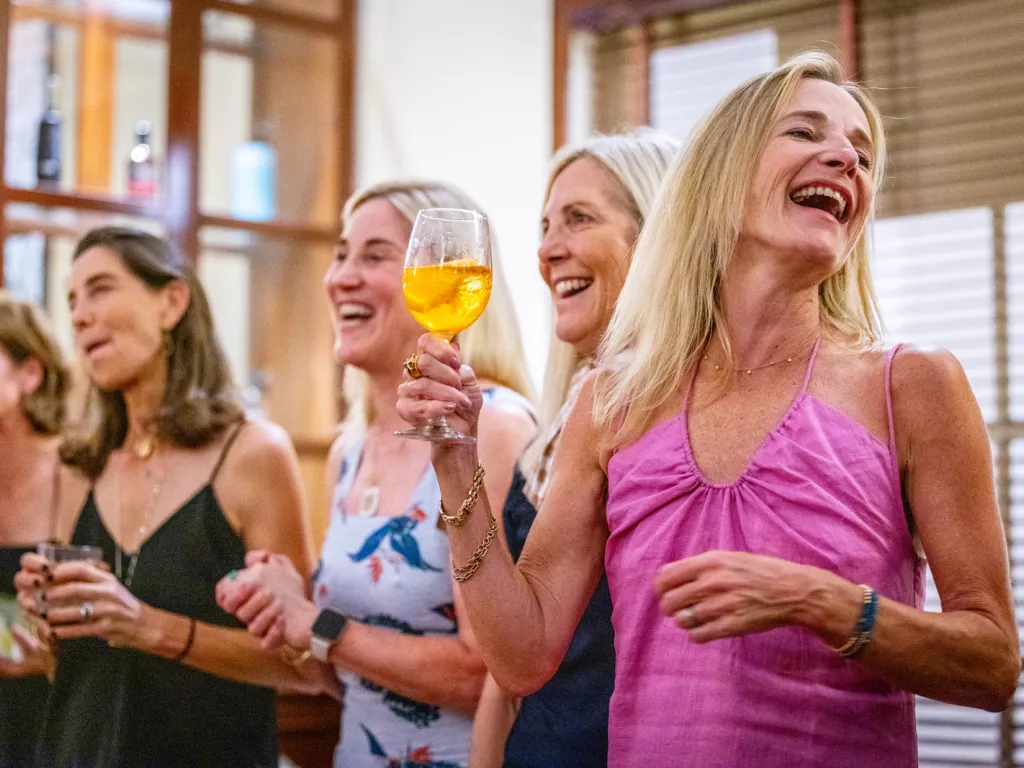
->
<box><xmin>399</xmin><ymin>335</ymin><xmax>609</xmax><ymax>695</ymax></box>
<box><xmin>190</xmin><ymin>420</ymin><xmax>327</xmax><ymax>693</ymax></box>
<box><xmin>222</xmin><ymin>420</ymin><xmax>316</xmax><ymax>579</ymax></box>
<box><xmin>804</xmin><ymin>347</ymin><xmax>1019</xmax><ymax>710</ymax></box>
<box><xmin>469</xmin><ymin>674</ymin><xmax>520</xmax><ymax>768</ymax></box>
<box><xmin>465</xmin><ymin>399</ymin><xmax>533</xmax><ymax>765</ymax></box>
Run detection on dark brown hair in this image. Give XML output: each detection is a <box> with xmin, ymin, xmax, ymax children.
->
<box><xmin>61</xmin><ymin>227</ymin><xmax>242</xmax><ymax>477</ymax></box>
<box><xmin>0</xmin><ymin>292</ymin><xmax>70</xmax><ymax>435</ymax></box>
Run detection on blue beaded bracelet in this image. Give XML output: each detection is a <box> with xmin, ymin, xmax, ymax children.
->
<box><xmin>833</xmin><ymin>585</ymin><xmax>879</xmax><ymax>659</ymax></box>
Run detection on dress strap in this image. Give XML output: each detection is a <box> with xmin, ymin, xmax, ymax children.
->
<box><xmin>336</xmin><ymin>436</ymin><xmax>365</xmax><ymax>501</ymax></box>
<box><xmin>884</xmin><ymin>344</ymin><xmax>905</xmax><ymax>455</ymax></box>
<box><xmin>799</xmin><ymin>337</ymin><xmax>824</xmax><ymax>393</ymax></box>
<box><xmin>209</xmin><ymin>420</ymin><xmax>248</xmax><ymax>483</ymax></box>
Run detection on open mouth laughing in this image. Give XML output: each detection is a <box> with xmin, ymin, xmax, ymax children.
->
<box><xmin>554</xmin><ymin>277</ymin><xmax>594</xmax><ymax>299</ymax></box>
<box><xmin>337</xmin><ymin>302</ymin><xmax>374</xmax><ymax>327</ymax></box>
<box><xmin>789</xmin><ymin>182</ymin><xmax>852</xmax><ymax>224</ymax></box>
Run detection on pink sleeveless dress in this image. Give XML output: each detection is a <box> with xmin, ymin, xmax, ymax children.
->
<box><xmin>604</xmin><ymin>342</ymin><xmax>924</xmax><ymax>767</ymax></box>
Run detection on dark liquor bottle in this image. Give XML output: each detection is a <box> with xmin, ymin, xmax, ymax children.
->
<box><xmin>36</xmin><ymin>75</ymin><xmax>62</xmax><ymax>185</ymax></box>
<box><xmin>127</xmin><ymin>120</ymin><xmax>158</xmax><ymax>198</ymax></box>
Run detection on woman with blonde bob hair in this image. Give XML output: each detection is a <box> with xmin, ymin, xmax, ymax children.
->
<box><xmin>398</xmin><ymin>51</ymin><xmax>1019</xmax><ymax>767</ymax></box>
<box><xmin>218</xmin><ymin>180</ymin><xmax>536</xmax><ymax>768</ymax></box>
<box><xmin>471</xmin><ymin>129</ymin><xmax>679</xmax><ymax>768</ymax></box>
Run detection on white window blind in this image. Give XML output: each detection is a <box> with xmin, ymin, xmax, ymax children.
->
<box><xmin>587</xmin><ymin>0</ymin><xmax>837</xmax><ymax>136</ymax></box>
<box><xmin>649</xmin><ymin>29</ymin><xmax>777</xmax><ymax>140</ymax></box>
<box><xmin>1009</xmin><ymin>205</ymin><xmax>1024</xmax><ymax>763</ymax></box>
<box><xmin>1014</xmin><ymin>440</ymin><xmax>1024</xmax><ymax>765</ymax></box>
<box><xmin>870</xmin><ymin>208</ymin><xmax>997</xmax><ymax>422</ymax></box>
<box><xmin>1007</xmin><ymin>203</ymin><xmax>1024</xmax><ymax>422</ymax></box>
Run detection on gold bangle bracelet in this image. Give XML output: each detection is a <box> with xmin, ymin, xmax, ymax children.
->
<box><xmin>439</xmin><ymin>464</ymin><xmax>486</xmax><ymax>527</ymax></box>
<box><xmin>452</xmin><ymin>515</ymin><xmax>498</xmax><ymax>583</ymax></box>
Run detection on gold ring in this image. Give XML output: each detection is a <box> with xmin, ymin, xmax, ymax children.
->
<box><xmin>404</xmin><ymin>354</ymin><xmax>423</xmax><ymax>380</ymax></box>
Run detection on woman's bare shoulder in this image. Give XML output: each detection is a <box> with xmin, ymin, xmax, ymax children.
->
<box><xmin>213</xmin><ymin>418</ymin><xmax>300</xmax><ymax>499</ymax></box>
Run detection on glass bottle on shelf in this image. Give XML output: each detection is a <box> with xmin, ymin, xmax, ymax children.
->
<box><xmin>230</xmin><ymin>121</ymin><xmax>277</xmax><ymax>222</ymax></box>
<box><xmin>36</xmin><ymin>75</ymin><xmax>62</xmax><ymax>186</ymax></box>
<box><xmin>127</xmin><ymin>121</ymin><xmax>158</xmax><ymax>199</ymax></box>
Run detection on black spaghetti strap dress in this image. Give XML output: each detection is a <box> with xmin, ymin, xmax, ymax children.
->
<box><xmin>0</xmin><ymin>545</ymin><xmax>49</xmax><ymax>768</ymax></box>
<box><xmin>35</xmin><ymin>424</ymin><xmax>278</xmax><ymax>768</ymax></box>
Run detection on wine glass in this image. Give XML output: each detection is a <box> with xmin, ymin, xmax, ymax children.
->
<box><xmin>396</xmin><ymin>208</ymin><xmax>493</xmax><ymax>443</ymax></box>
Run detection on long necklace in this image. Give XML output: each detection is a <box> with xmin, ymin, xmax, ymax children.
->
<box><xmin>114</xmin><ymin>450</ymin><xmax>167</xmax><ymax>588</ymax></box>
<box><xmin>356</xmin><ymin>428</ymin><xmax>381</xmax><ymax>518</ymax></box>
<box><xmin>704</xmin><ymin>336</ymin><xmax>820</xmax><ymax>376</ymax></box>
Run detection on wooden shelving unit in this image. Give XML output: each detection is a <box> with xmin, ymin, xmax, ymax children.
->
<box><xmin>0</xmin><ymin>2</ymin><xmax>353</xmax><ymax>764</ymax></box>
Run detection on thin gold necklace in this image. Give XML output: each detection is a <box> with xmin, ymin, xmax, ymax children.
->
<box><xmin>704</xmin><ymin>337</ymin><xmax>819</xmax><ymax>376</ymax></box>
<box><xmin>114</xmin><ymin>450</ymin><xmax>167</xmax><ymax>588</ymax></box>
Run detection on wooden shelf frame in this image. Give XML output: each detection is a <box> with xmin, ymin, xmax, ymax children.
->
<box><xmin>0</xmin><ymin>0</ymin><xmax>354</xmax><ymax>269</ymax></box>
<box><xmin>12</xmin><ymin>0</ymin><xmax>340</xmax><ymax>38</ymax></box>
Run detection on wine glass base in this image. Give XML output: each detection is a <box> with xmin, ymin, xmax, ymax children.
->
<box><xmin>394</xmin><ymin>426</ymin><xmax>477</xmax><ymax>444</ymax></box>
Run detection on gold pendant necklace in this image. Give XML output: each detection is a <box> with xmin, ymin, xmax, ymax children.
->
<box><xmin>133</xmin><ymin>435</ymin><xmax>155</xmax><ymax>461</ymax></box>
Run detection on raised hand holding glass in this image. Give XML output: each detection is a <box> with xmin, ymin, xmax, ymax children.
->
<box><xmin>396</xmin><ymin>208</ymin><xmax>492</xmax><ymax>442</ymax></box>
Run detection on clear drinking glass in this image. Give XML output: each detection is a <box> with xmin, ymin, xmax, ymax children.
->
<box><xmin>396</xmin><ymin>208</ymin><xmax>493</xmax><ymax>443</ymax></box>
<box><xmin>0</xmin><ymin>543</ymin><xmax>104</xmax><ymax>660</ymax></box>
<box><xmin>35</xmin><ymin>542</ymin><xmax>104</xmax><ymax>564</ymax></box>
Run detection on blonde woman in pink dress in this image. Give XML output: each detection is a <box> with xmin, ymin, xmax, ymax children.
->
<box><xmin>397</xmin><ymin>51</ymin><xmax>1019</xmax><ymax>767</ymax></box>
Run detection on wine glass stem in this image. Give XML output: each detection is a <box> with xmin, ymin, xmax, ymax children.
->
<box><xmin>433</xmin><ymin>332</ymin><xmax>455</xmax><ymax>431</ymax></box>
<box><xmin>422</xmin><ymin>333</ymin><xmax>455</xmax><ymax>434</ymax></box>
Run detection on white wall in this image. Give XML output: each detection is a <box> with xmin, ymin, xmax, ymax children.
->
<box><xmin>356</xmin><ymin>0</ymin><xmax>554</xmax><ymax>387</ymax></box>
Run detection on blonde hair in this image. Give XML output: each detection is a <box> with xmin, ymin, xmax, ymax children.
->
<box><xmin>596</xmin><ymin>50</ymin><xmax>888</xmax><ymax>446</ymax></box>
<box><xmin>0</xmin><ymin>292</ymin><xmax>70</xmax><ymax>435</ymax></box>
<box><xmin>521</xmin><ymin>129</ymin><xmax>680</xmax><ymax>475</ymax></box>
<box><xmin>340</xmin><ymin>180</ymin><xmax>535</xmax><ymax>436</ymax></box>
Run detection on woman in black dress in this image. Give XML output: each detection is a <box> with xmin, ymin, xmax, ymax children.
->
<box><xmin>14</xmin><ymin>227</ymin><xmax>334</xmax><ymax>768</ymax></box>
<box><xmin>0</xmin><ymin>294</ymin><xmax>70</xmax><ymax>768</ymax></box>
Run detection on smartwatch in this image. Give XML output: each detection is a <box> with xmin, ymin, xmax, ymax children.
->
<box><xmin>310</xmin><ymin>609</ymin><xmax>348</xmax><ymax>662</ymax></box>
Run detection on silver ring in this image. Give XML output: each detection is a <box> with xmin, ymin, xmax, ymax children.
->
<box><xmin>80</xmin><ymin>602</ymin><xmax>94</xmax><ymax>621</ymax></box>
<box><xmin>678</xmin><ymin>607</ymin><xmax>698</xmax><ymax>629</ymax></box>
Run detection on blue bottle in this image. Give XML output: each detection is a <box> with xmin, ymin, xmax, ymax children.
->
<box><xmin>230</xmin><ymin>132</ymin><xmax>276</xmax><ymax>222</ymax></box>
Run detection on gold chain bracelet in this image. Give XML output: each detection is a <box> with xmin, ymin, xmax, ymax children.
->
<box><xmin>453</xmin><ymin>515</ymin><xmax>498</xmax><ymax>583</ymax></box>
<box><xmin>439</xmin><ymin>464</ymin><xmax>486</xmax><ymax>527</ymax></box>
